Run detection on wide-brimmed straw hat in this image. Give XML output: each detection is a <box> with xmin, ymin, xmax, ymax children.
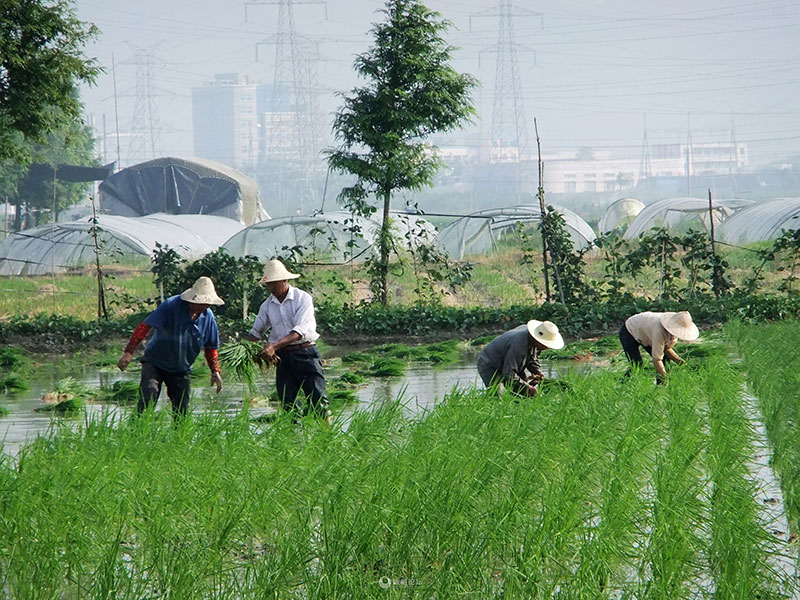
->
<box><xmin>260</xmin><ymin>259</ymin><xmax>300</xmax><ymax>283</ymax></box>
<box><xmin>527</xmin><ymin>319</ymin><xmax>565</xmax><ymax>350</ymax></box>
<box><xmin>660</xmin><ymin>311</ymin><xmax>699</xmax><ymax>341</ymax></box>
<box><xmin>180</xmin><ymin>276</ymin><xmax>224</xmax><ymax>305</ymax></box>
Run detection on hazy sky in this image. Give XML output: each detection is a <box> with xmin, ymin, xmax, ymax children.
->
<box><xmin>74</xmin><ymin>0</ymin><xmax>800</xmax><ymax>168</ymax></box>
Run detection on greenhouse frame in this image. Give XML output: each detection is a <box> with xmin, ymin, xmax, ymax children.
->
<box><xmin>718</xmin><ymin>198</ymin><xmax>800</xmax><ymax>245</ymax></box>
<box><xmin>623</xmin><ymin>196</ymin><xmax>754</xmax><ymax>239</ymax></box>
<box><xmin>434</xmin><ymin>205</ymin><xmax>596</xmax><ymax>260</ymax></box>
<box><xmin>0</xmin><ymin>213</ymin><xmax>244</xmax><ymax>276</ymax></box>
<box><xmin>598</xmin><ymin>197</ymin><xmax>644</xmax><ymax>233</ymax></box>
<box><xmin>223</xmin><ymin>211</ymin><xmax>438</xmax><ymax>264</ymax></box>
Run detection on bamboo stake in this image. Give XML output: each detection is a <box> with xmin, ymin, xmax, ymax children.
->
<box><xmin>534</xmin><ymin>118</ymin><xmax>551</xmax><ymax>302</ymax></box>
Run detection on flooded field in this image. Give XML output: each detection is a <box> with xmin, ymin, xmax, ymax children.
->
<box><xmin>0</xmin><ymin>346</ymin><xmax>571</xmax><ymax>458</ymax></box>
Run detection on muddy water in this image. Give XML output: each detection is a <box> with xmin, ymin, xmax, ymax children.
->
<box><xmin>0</xmin><ymin>350</ymin><xmax>574</xmax><ymax>459</ymax></box>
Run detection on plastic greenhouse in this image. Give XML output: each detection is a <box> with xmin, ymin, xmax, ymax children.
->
<box><xmin>434</xmin><ymin>205</ymin><xmax>596</xmax><ymax>259</ymax></box>
<box><xmin>222</xmin><ymin>211</ymin><xmax>439</xmax><ymax>263</ymax></box>
<box><xmin>98</xmin><ymin>157</ymin><xmax>268</xmax><ymax>226</ymax></box>
<box><xmin>718</xmin><ymin>198</ymin><xmax>800</xmax><ymax>245</ymax></box>
<box><xmin>598</xmin><ymin>197</ymin><xmax>644</xmax><ymax>233</ymax></box>
<box><xmin>223</xmin><ymin>213</ymin><xmax>374</xmax><ymax>263</ymax></box>
<box><xmin>0</xmin><ymin>213</ymin><xmax>244</xmax><ymax>276</ymax></box>
<box><xmin>623</xmin><ymin>197</ymin><xmax>754</xmax><ymax>239</ymax></box>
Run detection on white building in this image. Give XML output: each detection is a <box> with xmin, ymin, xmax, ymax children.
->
<box><xmin>541</xmin><ymin>142</ymin><xmax>748</xmax><ymax>194</ymax></box>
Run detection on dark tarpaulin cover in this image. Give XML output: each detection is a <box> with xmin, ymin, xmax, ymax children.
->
<box><xmin>98</xmin><ymin>164</ymin><xmax>240</xmax><ymax>216</ymax></box>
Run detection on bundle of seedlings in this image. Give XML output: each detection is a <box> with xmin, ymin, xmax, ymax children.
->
<box><xmin>97</xmin><ymin>380</ymin><xmax>140</xmax><ymax>405</ymax></box>
<box><xmin>0</xmin><ymin>347</ymin><xmax>29</xmax><ymax>395</ymax></box>
<box><xmin>218</xmin><ymin>340</ymin><xmax>265</xmax><ymax>395</ymax></box>
<box><xmin>35</xmin><ymin>377</ymin><xmax>91</xmax><ymax>414</ymax></box>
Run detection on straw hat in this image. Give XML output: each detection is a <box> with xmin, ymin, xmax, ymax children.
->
<box><xmin>180</xmin><ymin>276</ymin><xmax>224</xmax><ymax>305</ymax></box>
<box><xmin>260</xmin><ymin>259</ymin><xmax>300</xmax><ymax>283</ymax></box>
<box><xmin>527</xmin><ymin>319</ymin><xmax>565</xmax><ymax>350</ymax></box>
<box><xmin>660</xmin><ymin>311</ymin><xmax>699</xmax><ymax>341</ymax></box>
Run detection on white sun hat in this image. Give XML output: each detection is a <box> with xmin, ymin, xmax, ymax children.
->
<box><xmin>527</xmin><ymin>319</ymin><xmax>565</xmax><ymax>350</ymax></box>
<box><xmin>180</xmin><ymin>276</ymin><xmax>224</xmax><ymax>305</ymax></box>
<box><xmin>260</xmin><ymin>259</ymin><xmax>300</xmax><ymax>283</ymax></box>
<box><xmin>660</xmin><ymin>311</ymin><xmax>699</xmax><ymax>341</ymax></box>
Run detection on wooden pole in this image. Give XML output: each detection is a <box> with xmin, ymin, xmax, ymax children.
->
<box><xmin>708</xmin><ymin>188</ymin><xmax>721</xmax><ymax>298</ymax></box>
<box><xmin>534</xmin><ymin>118</ymin><xmax>551</xmax><ymax>302</ymax></box>
<box><xmin>91</xmin><ymin>199</ymin><xmax>108</xmax><ymax>320</ymax></box>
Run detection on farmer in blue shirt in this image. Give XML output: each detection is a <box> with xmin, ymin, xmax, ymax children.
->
<box><xmin>118</xmin><ymin>276</ymin><xmax>224</xmax><ymax>416</ymax></box>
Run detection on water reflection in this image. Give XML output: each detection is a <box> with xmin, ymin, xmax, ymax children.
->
<box><xmin>0</xmin><ymin>353</ymin><xmax>571</xmax><ymax>459</ymax></box>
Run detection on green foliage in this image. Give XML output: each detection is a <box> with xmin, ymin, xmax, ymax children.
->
<box><xmin>0</xmin><ymin>405</ymin><xmax>7</xmax><ymax>417</ymax></box>
<box><xmin>628</xmin><ymin>227</ymin><xmax>683</xmax><ymax>300</ymax></box>
<box><xmin>181</xmin><ymin>248</ymin><xmax>266</xmax><ymax>318</ymax></box>
<box><xmin>593</xmin><ymin>230</ymin><xmax>631</xmax><ymax>300</ymax></box>
<box><xmin>0</xmin><ymin>0</ymin><xmax>100</xmax><ymax>161</ymax></box>
<box><xmin>771</xmin><ymin>228</ymin><xmax>800</xmax><ymax>295</ymax></box>
<box><xmin>326</xmin><ymin>0</ymin><xmax>477</xmax><ymax>304</ymax></box>
<box><xmin>540</xmin><ymin>206</ymin><xmax>593</xmax><ymax>304</ymax></box>
<box><xmin>150</xmin><ymin>243</ymin><xmax>186</xmax><ymax>302</ymax></box>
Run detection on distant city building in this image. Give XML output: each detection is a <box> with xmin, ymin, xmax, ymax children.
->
<box><xmin>541</xmin><ymin>142</ymin><xmax>748</xmax><ymax>194</ymax></box>
<box><xmin>191</xmin><ymin>73</ymin><xmax>290</xmax><ymax>170</ymax></box>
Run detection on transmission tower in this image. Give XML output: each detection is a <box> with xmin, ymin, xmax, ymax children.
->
<box><xmin>472</xmin><ymin>1</ymin><xmax>541</xmax><ymax>164</ymax></box>
<box><xmin>248</xmin><ymin>0</ymin><xmax>327</xmax><ymax>215</ymax></box>
<box><xmin>127</xmin><ymin>44</ymin><xmax>165</xmax><ymax>166</ymax></box>
<box><xmin>639</xmin><ymin>113</ymin><xmax>652</xmax><ymax>184</ymax></box>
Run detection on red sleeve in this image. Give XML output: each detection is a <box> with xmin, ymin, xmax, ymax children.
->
<box><xmin>204</xmin><ymin>348</ymin><xmax>221</xmax><ymax>373</ymax></box>
<box><xmin>124</xmin><ymin>322</ymin><xmax>151</xmax><ymax>354</ymax></box>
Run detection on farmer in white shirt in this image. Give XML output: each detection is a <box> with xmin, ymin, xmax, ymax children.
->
<box><xmin>619</xmin><ymin>311</ymin><xmax>699</xmax><ymax>383</ymax></box>
<box><xmin>247</xmin><ymin>259</ymin><xmax>329</xmax><ymax>419</ymax></box>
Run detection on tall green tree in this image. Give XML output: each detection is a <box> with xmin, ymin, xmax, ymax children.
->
<box><xmin>0</xmin><ymin>0</ymin><xmax>100</xmax><ymax>161</ymax></box>
<box><xmin>326</xmin><ymin>0</ymin><xmax>476</xmax><ymax>304</ymax></box>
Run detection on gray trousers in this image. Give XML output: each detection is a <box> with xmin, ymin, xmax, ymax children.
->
<box><xmin>139</xmin><ymin>360</ymin><xmax>191</xmax><ymax>416</ymax></box>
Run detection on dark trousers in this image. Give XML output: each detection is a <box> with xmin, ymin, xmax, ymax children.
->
<box><xmin>139</xmin><ymin>360</ymin><xmax>191</xmax><ymax>416</ymax></box>
<box><xmin>275</xmin><ymin>345</ymin><xmax>328</xmax><ymax>416</ymax></box>
<box><xmin>619</xmin><ymin>323</ymin><xmax>651</xmax><ymax>367</ymax></box>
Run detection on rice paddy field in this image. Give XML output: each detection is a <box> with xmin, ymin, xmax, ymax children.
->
<box><xmin>1</xmin><ymin>322</ymin><xmax>800</xmax><ymax>598</ymax></box>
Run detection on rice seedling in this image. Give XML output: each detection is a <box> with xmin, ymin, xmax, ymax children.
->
<box><xmin>0</xmin><ymin>373</ymin><xmax>29</xmax><ymax>394</ymax></box>
<box><xmin>1</xmin><ymin>336</ymin><xmax>796</xmax><ymax>598</ymax></box>
<box><xmin>729</xmin><ymin>319</ymin><xmax>800</xmax><ymax>535</ymax></box>
<box><xmin>0</xmin><ymin>346</ymin><xmax>27</xmax><ymax>370</ymax></box>
<box><xmin>97</xmin><ymin>380</ymin><xmax>140</xmax><ymax>405</ymax></box>
<box><xmin>360</xmin><ymin>356</ymin><xmax>406</xmax><ymax>378</ymax></box>
<box><xmin>218</xmin><ymin>340</ymin><xmax>264</xmax><ymax>394</ymax></box>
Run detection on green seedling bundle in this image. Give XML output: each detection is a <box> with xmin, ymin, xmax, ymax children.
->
<box><xmin>0</xmin><ymin>337</ymin><xmax>795</xmax><ymax>598</ymax></box>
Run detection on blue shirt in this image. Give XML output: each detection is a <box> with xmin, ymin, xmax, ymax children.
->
<box><xmin>142</xmin><ymin>295</ymin><xmax>220</xmax><ymax>374</ymax></box>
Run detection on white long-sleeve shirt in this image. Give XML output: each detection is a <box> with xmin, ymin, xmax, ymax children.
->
<box><xmin>248</xmin><ymin>285</ymin><xmax>320</xmax><ymax>345</ymax></box>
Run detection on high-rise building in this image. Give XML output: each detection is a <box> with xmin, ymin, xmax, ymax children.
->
<box><xmin>192</xmin><ymin>73</ymin><xmax>293</xmax><ymax>171</ymax></box>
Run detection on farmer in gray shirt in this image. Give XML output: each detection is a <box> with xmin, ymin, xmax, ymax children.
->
<box><xmin>477</xmin><ymin>320</ymin><xmax>564</xmax><ymax>396</ymax></box>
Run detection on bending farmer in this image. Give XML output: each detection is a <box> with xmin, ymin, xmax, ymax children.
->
<box><xmin>247</xmin><ymin>259</ymin><xmax>329</xmax><ymax>419</ymax></box>
<box><xmin>118</xmin><ymin>276</ymin><xmax>224</xmax><ymax>416</ymax></box>
<box><xmin>477</xmin><ymin>320</ymin><xmax>564</xmax><ymax>396</ymax></box>
<box><xmin>619</xmin><ymin>310</ymin><xmax>699</xmax><ymax>383</ymax></box>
